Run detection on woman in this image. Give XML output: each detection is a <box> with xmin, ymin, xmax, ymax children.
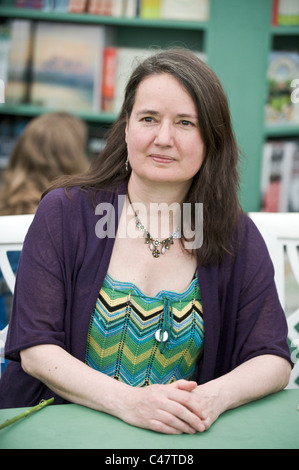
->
<box><xmin>0</xmin><ymin>49</ymin><xmax>291</xmax><ymax>434</ymax></box>
<box><xmin>0</xmin><ymin>111</ymin><xmax>89</xmax><ymax>215</ymax></box>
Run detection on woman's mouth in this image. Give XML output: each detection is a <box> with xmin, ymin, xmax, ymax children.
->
<box><xmin>150</xmin><ymin>155</ymin><xmax>175</xmax><ymax>164</ymax></box>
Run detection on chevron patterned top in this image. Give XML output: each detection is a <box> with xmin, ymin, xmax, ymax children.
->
<box><xmin>85</xmin><ymin>273</ymin><xmax>204</xmax><ymax>386</ymax></box>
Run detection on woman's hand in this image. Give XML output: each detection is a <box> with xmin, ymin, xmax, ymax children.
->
<box><xmin>117</xmin><ymin>379</ymin><xmax>212</xmax><ymax>435</ymax></box>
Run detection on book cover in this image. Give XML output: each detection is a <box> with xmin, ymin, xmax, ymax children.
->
<box><xmin>0</xmin><ymin>23</ymin><xmax>11</xmax><ymax>88</ymax></box>
<box><xmin>261</xmin><ymin>140</ymin><xmax>297</xmax><ymax>212</ymax></box>
<box><xmin>277</xmin><ymin>0</ymin><xmax>299</xmax><ymax>26</ymax></box>
<box><xmin>123</xmin><ymin>0</ymin><xmax>139</xmax><ymax>17</ymax></box>
<box><xmin>88</xmin><ymin>0</ymin><xmax>123</xmax><ymax>16</ymax></box>
<box><xmin>54</xmin><ymin>0</ymin><xmax>69</xmax><ymax>11</ymax></box>
<box><xmin>15</xmin><ymin>0</ymin><xmax>45</xmax><ymax>9</ymax></box>
<box><xmin>101</xmin><ymin>46</ymin><xmax>117</xmax><ymax>112</ymax></box>
<box><xmin>5</xmin><ymin>19</ymin><xmax>33</xmax><ymax>104</ymax></box>
<box><xmin>271</xmin><ymin>0</ymin><xmax>279</xmax><ymax>26</ymax></box>
<box><xmin>161</xmin><ymin>0</ymin><xmax>210</xmax><ymax>21</ymax></box>
<box><xmin>30</xmin><ymin>21</ymin><xmax>112</xmax><ymax>112</ymax></box>
<box><xmin>111</xmin><ymin>47</ymin><xmax>160</xmax><ymax>113</ymax></box>
<box><xmin>68</xmin><ymin>0</ymin><xmax>88</xmax><ymax>12</ymax></box>
<box><xmin>265</xmin><ymin>51</ymin><xmax>299</xmax><ymax>125</ymax></box>
<box><xmin>139</xmin><ymin>0</ymin><xmax>161</xmax><ymax>18</ymax></box>
<box><xmin>289</xmin><ymin>143</ymin><xmax>299</xmax><ymax>212</ymax></box>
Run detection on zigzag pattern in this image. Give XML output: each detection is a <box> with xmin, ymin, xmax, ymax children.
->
<box><xmin>85</xmin><ymin>274</ymin><xmax>204</xmax><ymax>386</ymax></box>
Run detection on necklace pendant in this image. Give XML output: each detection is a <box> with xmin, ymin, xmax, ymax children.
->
<box><xmin>152</xmin><ymin>248</ymin><xmax>160</xmax><ymax>258</ymax></box>
<box><xmin>155</xmin><ymin>329</ymin><xmax>168</xmax><ymax>343</ymax></box>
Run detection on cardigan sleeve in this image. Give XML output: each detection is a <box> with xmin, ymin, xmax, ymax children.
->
<box><xmin>232</xmin><ymin>216</ymin><xmax>291</xmax><ymax>367</ymax></box>
<box><xmin>4</xmin><ymin>189</ymin><xmax>71</xmax><ymax>361</ymax></box>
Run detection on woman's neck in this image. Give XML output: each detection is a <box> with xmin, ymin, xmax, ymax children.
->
<box><xmin>127</xmin><ymin>175</ymin><xmax>190</xmax><ymax>240</ymax></box>
<box><xmin>127</xmin><ymin>174</ymin><xmax>190</xmax><ymax>207</ymax></box>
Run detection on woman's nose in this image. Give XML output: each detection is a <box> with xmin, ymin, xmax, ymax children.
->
<box><xmin>154</xmin><ymin>121</ymin><xmax>173</xmax><ymax>146</ymax></box>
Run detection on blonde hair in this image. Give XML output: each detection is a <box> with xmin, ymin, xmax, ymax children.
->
<box><xmin>0</xmin><ymin>112</ymin><xmax>89</xmax><ymax>215</ymax></box>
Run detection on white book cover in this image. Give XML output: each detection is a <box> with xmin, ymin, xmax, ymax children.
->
<box><xmin>123</xmin><ymin>0</ymin><xmax>139</xmax><ymax>17</ymax></box>
<box><xmin>0</xmin><ymin>24</ymin><xmax>11</xmax><ymax>86</ymax></box>
<box><xmin>161</xmin><ymin>0</ymin><xmax>210</xmax><ymax>21</ymax></box>
<box><xmin>6</xmin><ymin>20</ymin><xmax>33</xmax><ymax>104</ymax></box>
<box><xmin>113</xmin><ymin>47</ymin><xmax>159</xmax><ymax>113</ymax></box>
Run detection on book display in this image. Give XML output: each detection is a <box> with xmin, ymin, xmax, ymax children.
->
<box><xmin>265</xmin><ymin>51</ymin><xmax>299</xmax><ymax>126</ymax></box>
<box><xmin>261</xmin><ymin>140</ymin><xmax>299</xmax><ymax>212</ymax></box>
<box><xmin>0</xmin><ymin>0</ymin><xmax>298</xmax><ymax>213</ymax></box>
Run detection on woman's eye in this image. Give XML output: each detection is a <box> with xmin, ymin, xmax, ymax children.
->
<box><xmin>180</xmin><ymin>120</ymin><xmax>194</xmax><ymax>127</ymax></box>
<box><xmin>141</xmin><ymin>116</ymin><xmax>155</xmax><ymax>123</ymax></box>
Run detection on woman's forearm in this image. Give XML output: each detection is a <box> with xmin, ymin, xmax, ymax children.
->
<box><xmin>20</xmin><ymin>344</ymin><xmax>129</xmax><ymax>414</ymax></box>
<box><xmin>20</xmin><ymin>344</ymin><xmax>209</xmax><ymax>434</ymax></box>
<box><xmin>194</xmin><ymin>354</ymin><xmax>292</xmax><ymax>419</ymax></box>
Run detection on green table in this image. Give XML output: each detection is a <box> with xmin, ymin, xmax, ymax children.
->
<box><xmin>0</xmin><ymin>390</ymin><xmax>298</xmax><ymax>449</ymax></box>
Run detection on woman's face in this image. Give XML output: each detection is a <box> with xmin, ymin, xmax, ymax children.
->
<box><xmin>125</xmin><ymin>73</ymin><xmax>205</xmax><ymax>189</ymax></box>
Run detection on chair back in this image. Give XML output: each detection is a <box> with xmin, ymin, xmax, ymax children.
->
<box><xmin>0</xmin><ymin>214</ymin><xmax>34</xmax><ymax>378</ymax></box>
<box><xmin>249</xmin><ymin>212</ymin><xmax>299</xmax><ymax>388</ymax></box>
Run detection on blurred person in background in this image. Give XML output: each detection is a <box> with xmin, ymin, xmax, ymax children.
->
<box><xmin>0</xmin><ymin>111</ymin><xmax>89</xmax><ymax>215</ymax></box>
<box><xmin>0</xmin><ymin>111</ymin><xmax>90</xmax><ymax>330</ymax></box>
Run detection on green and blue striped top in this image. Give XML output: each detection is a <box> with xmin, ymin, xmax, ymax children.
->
<box><xmin>85</xmin><ymin>273</ymin><xmax>204</xmax><ymax>386</ymax></box>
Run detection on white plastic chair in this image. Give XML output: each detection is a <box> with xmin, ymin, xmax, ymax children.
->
<box><xmin>249</xmin><ymin>212</ymin><xmax>299</xmax><ymax>389</ymax></box>
<box><xmin>0</xmin><ymin>214</ymin><xmax>34</xmax><ymax>378</ymax></box>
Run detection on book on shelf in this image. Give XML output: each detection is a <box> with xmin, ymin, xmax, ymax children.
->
<box><xmin>139</xmin><ymin>0</ymin><xmax>161</xmax><ymax>19</ymax></box>
<box><xmin>15</xmin><ymin>0</ymin><xmax>45</xmax><ymax>9</ymax></box>
<box><xmin>265</xmin><ymin>51</ymin><xmax>299</xmax><ymax>126</ymax></box>
<box><xmin>261</xmin><ymin>140</ymin><xmax>299</xmax><ymax>212</ymax></box>
<box><xmin>29</xmin><ymin>21</ymin><xmax>114</xmax><ymax>112</ymax></box>
<box><xmin>68</xmin><ymin>0</ymin><xmax>88</xmax><ymax>13</ymax></box>
<box><xmin>0</xmin><ymin>23</ymin><xmax>11</xmax><ymax>91</ymax></box>
<box><xmin>161</xmin><ymin>0</ymin><xmax>209</xmax><ymax>21</ymax></box>
<box><xmin>88</xmin><ymin>0</ymin><xmax>123</xmax><ymax>16</ymax></box>
<box><xmin>101</xmin><ymin>46</ymin><xmax>206</xmax><ymax>113</ymax></box>
<box><xmin>101</xmin><ymin>46</ymin><xmax>160</xmax><ymax>113</ymax></box>
<box><xmin>4</xmin><ymin>19</ymin><xmax>34</xmax><ymax>105</ymax></box>
<box><xmin>272</xmin><ymin>0</ymin><xmax>299</xmax><ymax>26</ymax></box>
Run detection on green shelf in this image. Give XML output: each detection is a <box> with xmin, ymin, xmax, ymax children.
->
<box><xmin>265</xmin><ymin>124</ymin><xmax>299</xmax><ymax>138</ymax></box>
<box><xmin>0</xmin><ymin>103</ymin><xmax>117</xmax><ymax>123</ymax></box>
<box><xmin>271</xmin><ymin>25</ymin><xmax>299</xmax><ymax>35</ymax></box>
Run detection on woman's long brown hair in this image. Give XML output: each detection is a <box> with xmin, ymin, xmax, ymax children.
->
<box><xmin>43</xmin><ymin>49</ymin><xmax>242</xmax><ymax>266</ymax></box>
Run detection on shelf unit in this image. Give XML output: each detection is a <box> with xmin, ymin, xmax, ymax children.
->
<box><xmin>0</xmin><ymin>0</ymin><xmax>298</xmax><ymax>212</ymax></box>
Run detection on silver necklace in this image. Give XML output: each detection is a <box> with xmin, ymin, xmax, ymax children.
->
<box><xmin>127</xmin><ymin>193</ymin><xmax>181</xmax><ymax>258</ymax></box>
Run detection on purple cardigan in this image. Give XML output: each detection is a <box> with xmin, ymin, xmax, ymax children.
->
<box><xmin>0</xmin><ymin>184</ymin><xmax>291</xmax><ymax>408</ymax></box>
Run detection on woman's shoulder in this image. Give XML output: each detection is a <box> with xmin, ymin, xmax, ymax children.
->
<box><xmin>36</xmin><ymin>184</ymin><xmax>127</xmax><ymax>225</ymax></box>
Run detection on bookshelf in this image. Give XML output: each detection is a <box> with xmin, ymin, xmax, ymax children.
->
<box><xmin>0</xmin><ymin>0</ymin><xmax>298</xmax><ymax>213</ymax></box>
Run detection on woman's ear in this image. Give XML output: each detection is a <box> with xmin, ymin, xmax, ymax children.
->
<box><xmin>125</xmin><ymin>118</ymin><xmax>129</xmax><ymax>143</ymax></box>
